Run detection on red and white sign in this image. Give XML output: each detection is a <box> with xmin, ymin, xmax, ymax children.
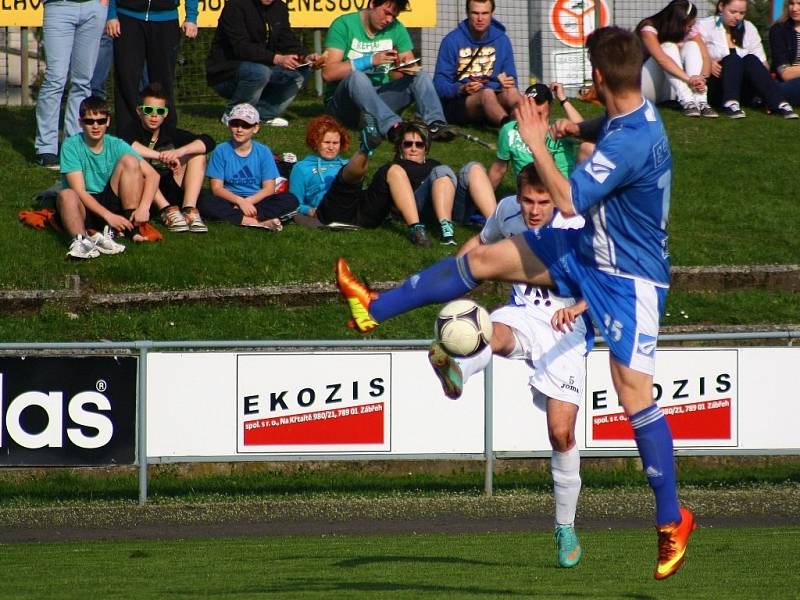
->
<box><xmin>585</xmin><ymin>349</ymin><xmax>738</xmax><ymax>449</ymax></box>
<box><xmin>550</xmin><ymin>0</ymin><xmax>610</xmax><ymax>48</ymax></box>
<box><xmin>236</xmin><ymin>353</ymin><xmax>391</xmax><ymax>453</ymax></box>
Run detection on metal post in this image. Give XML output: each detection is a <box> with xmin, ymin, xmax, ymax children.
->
<box><xmin>313</xmin><ymin>30</ymin><xmax>323</xmax><ymax>97</ymax></box>
<box><xmin>137</xmin><ymin>344</ymin><xmax>149</xmax><ymax>505</ymax></box>
<box><xmin>20</xmin><ymin>28</ymin><xmax>30</xmax><ymax>106</ymax></box>
<box><xmin>483</xmin><ymin>357</ymin><xmax>494</xmax><ymax>496</ymax></box>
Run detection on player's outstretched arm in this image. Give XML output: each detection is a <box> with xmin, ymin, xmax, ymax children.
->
<box><xmin>551</xmin><ymin>299</ymin><xmax>588</xmax><ymax>333</ymax></box>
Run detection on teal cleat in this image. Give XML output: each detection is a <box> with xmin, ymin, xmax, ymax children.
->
<box><xmin>428</xmin><ymin>342</ymin><xmax>463</xmax><ymax>400</ymax></box>
<box><xmin>555</xmin><ymin>525</ymin><xmax>583</xmax><ymax>568</ymax></box>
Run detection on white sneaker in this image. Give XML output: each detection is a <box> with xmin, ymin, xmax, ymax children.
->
<box><xmin>67</xmin><ymin>235</ymin><xmax>100</xmax><ymax>259</ymax></box>
<box><xmin>262</xmin><ymin>117</ymin><xmax>289</xmax><ymax>127</ymax></box>
<box><xmin>89</xmin><ymin>226</ymin><xmax>126</xmax><ymax>255</ymax></box>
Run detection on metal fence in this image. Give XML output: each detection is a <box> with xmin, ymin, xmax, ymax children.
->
<box><xmin>2</xmin><ymin>329</ymin><xmax>799</xmax><ymax>504</ymax></box>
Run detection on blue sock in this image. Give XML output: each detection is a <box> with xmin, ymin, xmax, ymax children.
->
<box><xmin>630</xmin><ymin>404</ymin><xmax>680</xmax><ymax>526</ymax></box>
<box><xmin>370</xmin><ymin>256</ymin><xmax>479</xmax><ymax>322</ymax></box>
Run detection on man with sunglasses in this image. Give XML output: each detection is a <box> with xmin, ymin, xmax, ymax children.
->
<box><xmin>57</xmin><ymin>96</ymin><xmax>160</xmax><ymax>258</ymax></box>
<box><xmin>121</xmin><ymin>83</ymin><xmax>216</xmax><ymax>233</ymax></box>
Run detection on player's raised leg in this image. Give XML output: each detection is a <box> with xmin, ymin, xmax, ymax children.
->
<box><xmin>335</xmin><ymin>236</ymin><xmax>553</xmax><ymax>332</ymax></box>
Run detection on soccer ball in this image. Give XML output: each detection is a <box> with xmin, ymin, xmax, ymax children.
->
<box><xmin>435</xmin><ymin>299</ymin><xmax>493</xmax><ymax>357</ymax></box>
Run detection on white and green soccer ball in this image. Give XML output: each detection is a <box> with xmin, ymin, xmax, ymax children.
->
<box><xmin>435</xmin><ymin>299</ymin><xmax>493</xmax><ymax>357</ymax></box>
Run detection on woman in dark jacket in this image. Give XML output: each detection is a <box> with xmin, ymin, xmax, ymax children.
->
<box><xmin>769</xmin><ymin>0</ymin><xmax>800</xmax><ymax>105</ymax></box>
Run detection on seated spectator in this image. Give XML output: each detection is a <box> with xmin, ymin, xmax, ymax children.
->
<box><xmin>369</xmin><ymin>121</ymin><xmax>497</xmax><ymax>246</ymax></box>
<box><xmin>206</xmin><ymin>0</ymin><xmax>317</xmax><ymax>127</ymax></box>
<box><xmin>321</xmin><ymin>0</ymin><xmax>453</xmax><ymax>142</ymax></box>
<box><xmin>120</xmin><ymin>83</ymin><xmax>215</xmax><ymax>233</ymax></box>
<box><xmin>433</xmin><ymin>0</ymin><xmax>522</xmax><ymax>127</ymax></box>
<box><xmin>637</xmin><ymin>0</ymin><xmax>718</xmax><ymax>117</ymax></box>
<box><xmin>488</xmin><ymin>83</ymin><xmax>590</xmax><ymax>190</ymax></box>
<box><xmin>290</xmin><ymin>115</ymin><xmax>437</xmax><ymax>244</ymax></box>
<box><xmin>57</xmin><ymin>96</ymin><xmax>160</xmax><ymax>259</ymax></box>
<box><xmin>198</xmin><ymin>103</ymin><xmax>298</xmax><ymax>230</ymax></box>
<box><xmin>697</xmin><ymin>0</ymin><xmax>798</xmax><ymax>118</ymax></box>
<box><xmin>769</xmin><ymin>0</ymin><xmax>800</xmax><ymax>106</ymax></box>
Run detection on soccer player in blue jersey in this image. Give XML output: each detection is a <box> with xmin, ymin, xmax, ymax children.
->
<box><xmin>336</xmin><ymin>26</ymin><xmax>696</xmax><ymax>580</ymax></box>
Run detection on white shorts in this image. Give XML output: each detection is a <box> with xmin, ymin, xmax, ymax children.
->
<box><xmin>491</xmin><ymin>304</ymin><xmax>588</xmax><ymax>409</ymax></box>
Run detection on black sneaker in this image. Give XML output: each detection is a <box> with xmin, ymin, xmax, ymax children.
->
<box><xmin>35</xmin><ymin>153</ymin><xmax>60</xmax><ymax>170</ymax></box>
<box><xmin>386</xmin><ymin>122</ymin><xmax>402</xmax><ymax>145</ymax></box>
<box><xmin>428</xmin><ymin>120</ymin><xmax>456</xmax><ymax>142</ymax></box>
<box><xmin>359</xmin><ymin>113</ymin><xmax>382</xmax><ymax>155</ymax></box>
<box><xmin>721</xmin><ymin>102</ymin><xmax>746</xmax><ymax>119</ymax></box>
<box><xmin>774</xmin><ymin>102</ymin><xmax>799</xmax><ymax>119</ymax></box>
<box><xmin>407</xmin><ymin>223</ymin><xmax>432</xmax><ymax>246</ymax></box>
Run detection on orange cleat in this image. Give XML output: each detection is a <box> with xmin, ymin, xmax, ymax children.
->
<box><xmin>335</xmin><ymin>257</ymin><xmax>379</xmax><ymax>333</ymax></box>
<box><xmin>654</xmin><ymin>506</ymin><xmax>697</xmax><ymax>580</ymax></box>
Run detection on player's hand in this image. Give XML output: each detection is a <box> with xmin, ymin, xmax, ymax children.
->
<box><xmin>237</xmin><ymin>197</ymin><xmax>257</xmax><ymax>218</ymax></box>
<box><xmin>710</xmin><ymin>60</ymin><xmax>722</xmax><ymax>78</ymax></box>
<box><xmin>106</xmin><ymin>19</ymin><xmax>121</xmax><ymax>38</ymax></box>
<box><xmin>182</xmin><ymin>22</ymin><xmax>198</xmax><ymax>38</ymax></box>
<box><xmin>106</xmin><ymin>212</ymin><xmax>133</xmax><ymax>232</ymax></box>
<box><xmin>497</xmin><ymin>72</ymin><xmax>515</xmax><ymax>88</ymax></box>
<box><xmin>551</xmin><ymin>306</ymin><xmax>579</xmax><ymax>332</ymax></box>
<box><xmin>304</xmin><ymin>53</ymin><xmax>322</xmax><ymax>69</ymax></box>
<box><xmin>158</xmin><ymin>150</ymin><xmax>181</xmax><ymax>168</ymax></box>
<box><xmin>131</xmin><ymin>206</ymin><xmax>151</xmax><ymax>226</ymax></box>
<box><xmin>514</xmin><ymin>96</ymin><xmax>548</xmax><ymax>148</ymax></box>
<box><xmin>374</xmin><ymin>49</ymin><xmax>399</xmax><ymax>66</ymax></box>
<box><xmin>549</xmin><ymin>118</ymin><xmax>580</xmax><ymax>139</ymax></box>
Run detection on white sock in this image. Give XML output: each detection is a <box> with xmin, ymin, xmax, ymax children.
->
<box><xmin>551</xmin><ymin>445</ymin><xmax>581</xmax><ymax>526</ymax></box>
<box><xmin>455</xmin><ymin>344</ymin><xmax>492</xmax><ymax>383</ymax></box>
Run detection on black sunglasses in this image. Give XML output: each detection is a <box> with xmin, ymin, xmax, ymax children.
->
<box><xmin>140</xmin><ymin>104</ymin><xmax>169</xmax><ymax>116</ymax></box>
<box><xmin>81</xmin><ymin>117</ymin><xmax>109</xmax><ymax>126</ymax></box>
<box><xmin>228</xmin><ymin>119</ymin><xmax>257</xmax><ymax>129</ymax></box>
<box><xmin>402</xmin><ymin>140</ymin><xmax>425</xmax><ymax>149</ymax></box>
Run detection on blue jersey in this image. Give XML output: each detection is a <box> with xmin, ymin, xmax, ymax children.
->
<box><xmin>206</xmin><ymin>141</ymin><xmax>279</xmax><ymax>198</ymax></box>
<box><xmin>570</xmin><ymin>100</ymin><xmax>672</xmax><ymax>286</ymax></box>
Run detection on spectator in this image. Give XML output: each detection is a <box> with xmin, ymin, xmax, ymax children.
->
<box><xmin>34</xmin><ymin>0</ymin><xmax>106</xmax><ymax>169</ymax></box>
<box><xmin>433</xmin><ymin>0</ymin><xmax>522</xmax><ymax>127</ymax></box>
<box><xmin>369</xmin><ymin>121</ymin><xmax>497</xmax><ymax>246</ymax></box>
<box><xmin>106</xmin><ymin>0</ymin><xmax>198</xmax><ymax>134</ymax></box>
<box><xmin>488</xmin><ymin>83</ymin><xmax>590</xmax><ymax>190</ymax></box>
<box><xmin>120</xmin><ymin>83</ymin><xmax>215</xmax><ymax>233</ymax></box>
<box><xmin>289</xmin><ymin>115</ymin><xmax>442</xmax><ymax>244</ymax></box>
<box><xmin>57</xmin><ymin>96</ymin><xmax>160</xmax><ymax>259</ymax></box>
<box><xmin>198</xmin><ymin>103</ymin><xmax>298</xmax><ymax>230</ymax></box>
<box><xmin>322</xmin><ymin>0</ymin><xmax>453</xmax><ymax>142</ymax></box>
<box><xmin>206</xmin><ymin>0</ymin><xmax>318</xmax><ymax>127</ymax></box>
<box><xmin>696</xmin><ymin>0</ymin><xmax>798</xmax><ymax>118</ymax></box>
<box><xmin>636</xmin><ymin>0</ymin><xmax>718</xmax><ymax>117</ymax></box>
<box><xmin>769</xmin><ymin>0</ymin><xmax>800</xmax><ymax>106</ymax></box>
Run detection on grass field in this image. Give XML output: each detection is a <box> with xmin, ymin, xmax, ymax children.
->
<box><xmin>0</xmin><ymin>527</ymin><xmax>797</xmax><ymax>599</ymax></box>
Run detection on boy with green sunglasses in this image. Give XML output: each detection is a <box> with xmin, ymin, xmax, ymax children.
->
<box><xmin>120</xmin><ymin>82</ymin><xmax>216</xmax><ymax>233</ymax></box>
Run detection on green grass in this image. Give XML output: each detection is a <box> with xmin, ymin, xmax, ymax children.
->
<box><xmin>0</xmin><ymin>528</ymin><xmax>796</xmax><ymax>599</ymax></box>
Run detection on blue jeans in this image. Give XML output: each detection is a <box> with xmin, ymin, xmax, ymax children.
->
<box><xmin>325</xmin><ymin>70</ymin><xmax>446</xmax><ymax>135</ymax></box>
<box><xmin>35</xmin><ymin>0</ymin><xmax>106</xmax><ymax>155</ymax></box>
<box><xmin>213</xmin><ymin>61</ymin><xmax>309</xmax><ymax>119</ymax></box>
<box><xmin>779</xmin><ymin>78</ymin><xmax>800</xmax><ymax>106</ymax></box>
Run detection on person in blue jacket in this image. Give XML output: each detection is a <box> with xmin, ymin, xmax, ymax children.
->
<box><xmin>434</xmin><ymin>0</ymin><xmax>523</xmax><ymax>127</ymax></box>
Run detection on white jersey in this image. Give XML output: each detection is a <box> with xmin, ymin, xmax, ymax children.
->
<box><xmin>479</xmin><ymin>195</ymin><xmax>585</xmax><ymax>321</ymax></box>
<box><xmin>478</xmin><ymin>195</ymin><xmax>591</xmax><ymax>405</ymax></box>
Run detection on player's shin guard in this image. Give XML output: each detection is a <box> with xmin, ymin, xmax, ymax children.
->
<box><xmin>551</xmin><ymin>445</ymin><xmax>581</xmax><ymax>526</ymax></box>
<box><xmin>631</xmin><ymin>404</ymin><xmax>680</xmax><ymax>526</ymax></box>
<box><xmin>370</xmin><ymin>256</ymin><xmax>479</xmax><ymax>322</ymax></box>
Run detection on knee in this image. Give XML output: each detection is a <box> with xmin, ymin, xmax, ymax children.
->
<box><xmin>343</xmin><ymin>70</ymin><xmax>371</xmax><ymax>90</ymax></box>
<box><xmin>479</xmin><ymin>88</ymin><xmax>497</xmax><ymax>103</ymax></box>
<box><xmin>460</xmin><ymin>161</ymin><xmax>485</xmax><ymax>186</ymax></box>
<box><xmin>56</xmin><ymin>189</ymin><xmax>79</xmax><ymax>210</ymax></box>
<box><xmin>431</xmin><ymin>165</ymin><xmax>456</xmax><ymax>188</ymax></box>
<box><xmin>119</xmin><ymin>153</ymin><xmax>139</xmax><ymax>172</ymax></box>
<box><xmin>548</xmin><ymin>424</ymin><xmax>575</xmax><ymax>452</ymax></box>
<box><xmin>240</xmin><ymin>61</ymin><xmax>272</xmax><ymax>84</ymax></box>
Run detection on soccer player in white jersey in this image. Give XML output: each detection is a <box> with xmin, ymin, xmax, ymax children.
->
<box><xmin>428</xmin><ymin>163</ymin><xmax>591</xmax><ymax>568</ymax></box>
<box><xmin>336</xmin><ymin>26</ymin><xmax>696</xmax><ymax>580</ymax></box>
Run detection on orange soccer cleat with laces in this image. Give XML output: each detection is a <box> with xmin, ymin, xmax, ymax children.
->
<box><xmin>654</xmin><ymin>506</ymin><xmax>697</xmax><ymax>580</ymax></box>
<box><xmin>334</xmin><ymin>257</ymin><xmax>379</xmax><ymax>333</ymax></box>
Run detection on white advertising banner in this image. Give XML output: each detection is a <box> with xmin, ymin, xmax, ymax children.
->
<box><xmin>147</xmin><ymin>347</ymin><xmax>800</xmax><ymax>459</ymax></box>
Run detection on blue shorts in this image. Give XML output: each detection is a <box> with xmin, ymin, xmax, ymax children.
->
<box><xmin>524</xmin><ymin>228</ymin><xmax>668</xmax><ymax>375</ymax></box>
